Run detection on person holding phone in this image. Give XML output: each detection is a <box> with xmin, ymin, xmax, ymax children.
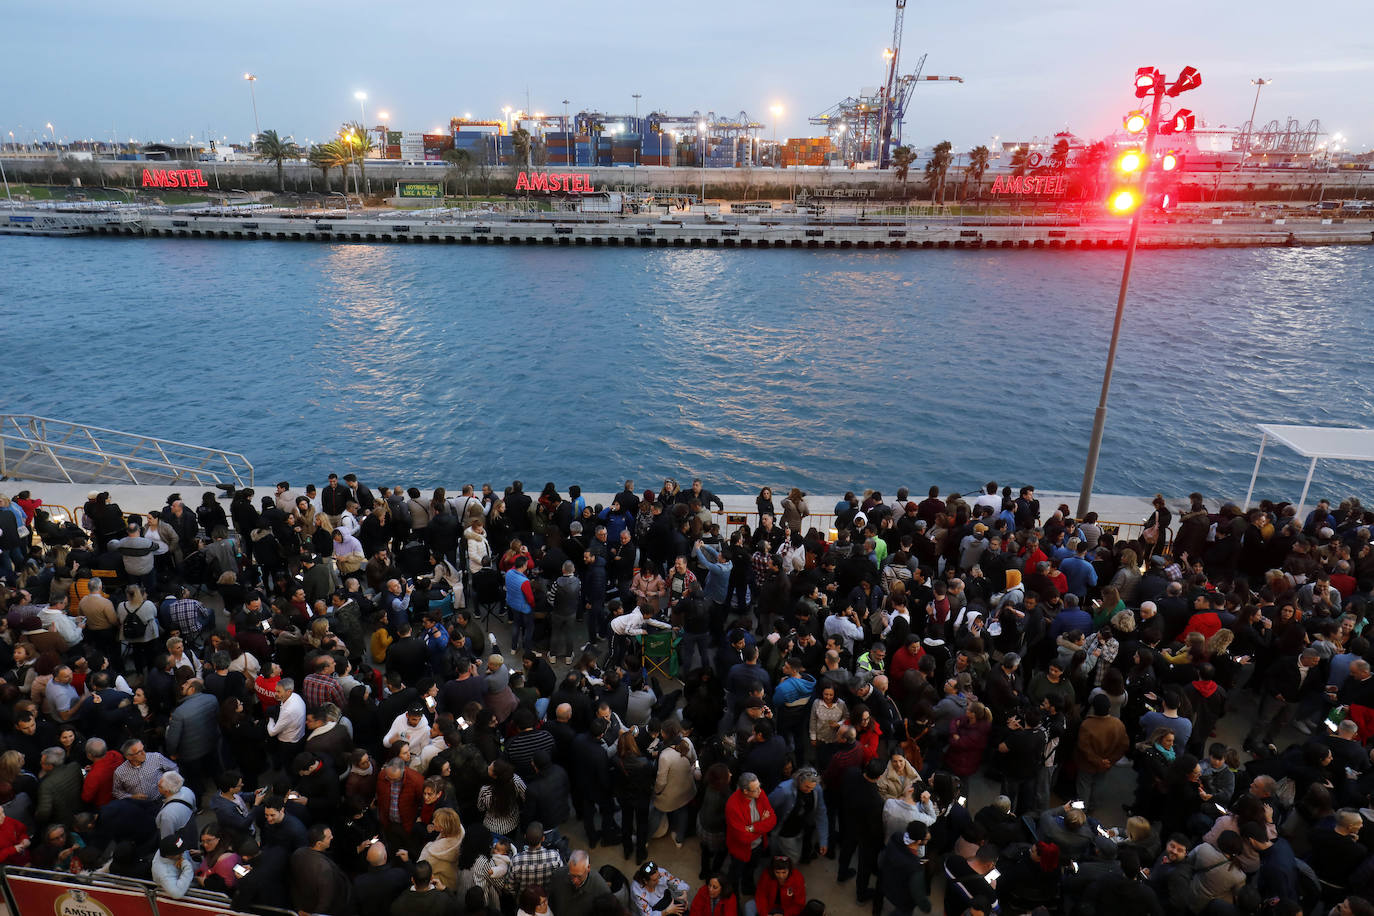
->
<box><xmin>631</xmin><ymin>860</ymin><xmax>691</xmax><ymax>916</ymax></box>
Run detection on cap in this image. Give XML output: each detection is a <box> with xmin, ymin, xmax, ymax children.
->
<box><xmin>159</xmin><ymin>835</ymin><xmax>185</xmax><ymax>857</ymax></box>
<box><xmin>1150</xmin><ymin>555</ymin><xmax>1168</xmax><ymax>567</ymax></box>
<box><xmin>407</xmin><ymin>704</ymin><xmax>425</xmax><ymax>717</ymax></box>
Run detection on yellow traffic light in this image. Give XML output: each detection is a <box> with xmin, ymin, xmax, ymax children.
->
<box><xmin>1108</xmin><ymin>189</ymin><xmax>1140</xmax><ymax>214</ymax></box>
<box><xmin>1123</xmin><ymin>111</ymin><xmax>1148</xmax><ymax>135</ymax></box>
<box><xmin>1160</xmin><ymin>151</ymin><xmax>1180</xmax><ymax>171</ymax></box>
<box><xmin>1116</xmin><ymin>149</ymin><xmax>1145</xmax><ymax>173</ymax></box>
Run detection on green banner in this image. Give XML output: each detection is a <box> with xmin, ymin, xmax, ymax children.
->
<box><xmin>397</xmin><ymin>181</ymin><xmax>443</xmax><ymax>198</ymax></box>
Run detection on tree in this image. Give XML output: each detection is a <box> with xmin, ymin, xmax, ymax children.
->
<box><xmin>924</xmin><ymin>140</ymin><xmax>953</xmax><ymax>204</ymax></box>
<box><xmin>339</xmin><ymin>121</ymin><xmax>374</xmax><ymax>196</ymax></box>
<box><xmin>964</xmin><ymin>144</ymin><xmax>991</xmax><ymax>201</ymax></box>
<box><xmin>314</xmin><ymin>141</ymin><xmax>352</xmax><ymax>196</ymax></box>
<box><xmin>511</xmin><ymin>128</ymin><xmax>532</xmax><ymax>172</ymax></box>
<box><xmin>308</xmin><ymin>144</ymin><xmax>336</xmax><ymax>193</ymax></box>
<box><xmin>891</xmin><ymin>145</ymin><xmax>917</xmax><ymax>186</ymax></box>
<box><xmin>1075</xmin><ymin>140</ymin><xmax>1110</xmax><ymax>201</ymax></box>
<box><xmin>253</xmin><ymin>130</ymin><xmax>302</xmax><ymax>192</ymax></box>
<box><xmin>1050</xmin><ymin>137</ymin><xmax>1071</xmax><ymax>171</ymax></box>
<box><xmin>1011</xmin><ymin>145</ymin><xmax>1031</xmax><ymax>176</ymax></box>
<box><xmin>442</xmin><ymin>148</ymin><xmax>473</xmax><ymax>198</ymax></box>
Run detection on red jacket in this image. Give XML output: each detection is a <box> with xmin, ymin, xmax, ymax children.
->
<box><xmin>375</xmin><ymin>767</ymin><xmax>425</xmax><ymax>832</ymax></box>
<box><xmin>81</xmin><ymin>750</ymin><xmax>125</xmax><ymax>807</ymax></box>
<box><xmin>754</xmin><ymin>868</ymin><xmax>806</xmax><ymax>916</ymax></box>
<box><xmin>689</xmin><ymin>887</ymin><xmax>739</xmax><ymax>916</ymax></box>
<box><xmin>724</xmin><ymin>788</ymin><xmax>777</xmax><ymax>862</ymax></box>
<box><xmin>889</xmin><ymin>645</ymin><xmax>925</xmax><ymax>695</ymax></box>
<box><xmin>0</xmin><ymin>815</ymin><xmax>30</xmax><ymax>865</ymax></box>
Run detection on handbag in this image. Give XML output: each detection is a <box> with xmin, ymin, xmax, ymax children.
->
<box><xmin>1143</xmin><ymin>522</ymin><xmax>1159</xmax><ymax>544</ymax></box>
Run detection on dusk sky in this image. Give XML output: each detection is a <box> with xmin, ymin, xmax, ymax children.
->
<box><xmin>5</xmin><ymin>0</ymin><xmax>1370</xmax><ymax>151</ymax></box>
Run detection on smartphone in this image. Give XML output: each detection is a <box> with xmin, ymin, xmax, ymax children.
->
<box><xmin>259</xmin><ymin>619</ymin><xmax>271</xmax><ymax>631</ymax></box>
<box><xmin>458</xmin><ymin>717</ymin><xmax>470</xmax><ymax>728</ymax></box>
<box><xmin>1326</xmin><ymin>719</ymin><xmax>1339</xmax><ymax>733</ymax></box>
<box><xmin>368</xmin><ymin>836</ymin><xmax>380</xmax><ymax>845</ymax></box>
<box><xmin>986</xmin><ymin>868</ymin><xmax>1000</xmax><ymax>883</ymax></box>
<box><xmin>1070</xmin><ymin>800</ymin><xmax>1086</xmax><ymax>810</ymax></box>
<box><xmin>287</xmin><ymin>792</ymin><xmax>302</xmax><ymax>801</ymax></box>
<box><xmin>233</xmin><ymin>864</ymin><xmax>251</xmax><ymax>878</ymax></box>
<box><xmin>957</xmin><ymin>796</ymin><xmax>967</xmax><ymax>807</ymax></box>
<box><xmin>1071</xmin><ymin>861</ymin><xmax>1079</xmax><ymax>873</ymax></box>
<box><xmin>425</xmin><ymin>696</ymin><xmax>436</xmax><ymax>709</ymax></box>
<box><xmin>1097</xmin><ymin>825</ymin><xmax>1110</xmax><ymax>837</ymax></box>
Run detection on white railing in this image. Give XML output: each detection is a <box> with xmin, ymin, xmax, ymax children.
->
<box><xmin>0</xmin><ymin>414</ymin><xmax>253</xmax><ymax>487</ymax></box>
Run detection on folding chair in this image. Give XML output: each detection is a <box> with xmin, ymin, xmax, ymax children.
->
<box><xmin>470</xmin><ymin>566</ymin><xmax>506</xmax><ymax>633</ymax></box>
<box><xmin>638</xmin><ymin>629</ymin><xmax>681</xmax><ymax>680</ymax></box>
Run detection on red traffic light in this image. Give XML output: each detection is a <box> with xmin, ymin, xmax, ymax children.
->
<box><xmin>1159</xmin><ymin>109</ymin><xmax>1195</xmax><ymax>135</ymax></box>
<box><xmin>1134</xmin><ymin>67</ymin><xmax>1162</xmax><ymax>99</ymax></box>
<box><xmin>1159</xmin><ymin>150</ymin><xmax>1180</xmax><ymax>171</ymax></box>
<box><xmin>1116</xmin><ymin>149</ymin><xmax>1146</xmax><ymax>173</ymax></box>
<box><xmin>1167</xmin><ymin>66</ymin><xmax>1202</xmax><ymax>97</ymax></box>
<box><xmin>1151</xmin><ymin>190</ymin><xmax>1178</xmax><ymax>211</ymax></box>
<box><xmin>1123</xmin><ymin>110</ymin><xmax>1149</xmax><ymax>134</ymax></box>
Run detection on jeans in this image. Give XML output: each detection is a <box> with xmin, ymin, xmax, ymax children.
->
<box><xmin>512</xmin><ymin>611</ymin><xmax>534</xmax><ymax>650</ymax></box>
<box><xmin>550</xmin><ymin>615</ymin><xmax>578</xmax><ymax>658</ymax></box>
<box><xmin>1246</xmin><ymin>694</ymin><xmax>1292</xmax><ymax>749</ymax></box>
<box><xmin>680</xmin><ymin>632</ymin><xmax>712</xmax><ymax>674</ymax></box>
<box><xmin>586</xmin><ymin>602</ymin><xmax>605</xmax><ymax>643</ymax></box>
<box><xmin>648</xmin><ymin>804</ymin><xmax>690</xmax><ymax>842</ymax></box>
<box><xmin>1075</xmin><ymin>768</ymin><xmax>1110</xmax><ymax>812</ymax></box>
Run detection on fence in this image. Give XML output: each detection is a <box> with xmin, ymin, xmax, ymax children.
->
<box><xmin>0</xmin><ymin>865</ymin><xmax>294</xmax><ymax>916</ymax></box>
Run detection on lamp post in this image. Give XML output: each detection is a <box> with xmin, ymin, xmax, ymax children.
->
<box><xmin>770</xmin><ymin>104</ymin><xmax>783</xmax><ymax>169</ymax></box>
<box><xmin>1242</xmin><ymin>78</ymin><xmax>1270</xmax><ymax>160</ymax></box>
<box><xmin>378</xmin><ymin>111</ymin><xmax>390</xmax><ymax>157</ymax></box>
<box><xmin>243</xmin><ymin>74</ymin><xmax>261</xmax><ymax>140</ymax></box>
<box><xmin>562</xmin><ymin>99</ymin><xmax>571</xmax><ymax>166</ymax></box>
<box><xmin>698</xmin><ymin>120</ymin><xmax>707</xmax><ymax>205</ymax></box>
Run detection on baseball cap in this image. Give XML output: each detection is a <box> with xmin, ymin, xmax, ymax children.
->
<box><xmin>160</xmin><ymin>836</ymin><xmax>185</xmax><ymax>857</ymax></box>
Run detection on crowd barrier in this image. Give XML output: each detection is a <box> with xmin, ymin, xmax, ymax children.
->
<box><xmin>0</xmin><ymin>866</ymin><xmax>293</xmax><ymax>916</ymax></box>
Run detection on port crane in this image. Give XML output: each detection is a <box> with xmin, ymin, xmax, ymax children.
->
<box><xmin>811</xmin><ymin>0</ymin><xmax>963</xmax><ymax>168</ymax></box>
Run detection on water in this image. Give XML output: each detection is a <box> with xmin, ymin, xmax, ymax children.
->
<box><xmin>5</xmin><ymin>236</ymin><xmax>1374</xmax><ymax>502</ymax></box>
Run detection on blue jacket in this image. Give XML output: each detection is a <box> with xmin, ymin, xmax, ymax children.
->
<box><xmin>1059</xmin><ymin>557</ymin><xmax>1098</xmax><ymax>598</ymax></box>
<box><xmin>768</xmin><ymin>777</ymin><xmax>829</xmax><ymax>848</ymax></box>
<box><xmin>581</xmin><ymin>554</ymin><xmax>607</xmax><ymax>603</ymax></box>
<box><xmin>692</xmin><ymin>544</ymin><xmax>732</xmax><ymax>604</ymax></box>
<box><xmin>165</xmin><ymin>691</ymin><xmax>221</xmax><ymax>761</ymax></box>
<box><xmin>772</xmin><ymin>674</ymin><xmax>817</xmax><ymax>709</ymax></box>
<box><xmin>597</xmin><ymin>506</ymin><xmax>635</xmax><ymax>543</ymax></box>
<box><xmin>505</xmin><ymin>569</ymin><xmax>533</xmax><ymax>615</ymax></box>
<box><xmin>1049</xmin><ymin>607</ymin><xmax>1094</xmax><ymax>639</ymax></box>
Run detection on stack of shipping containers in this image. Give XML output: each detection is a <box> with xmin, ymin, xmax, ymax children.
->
<box><xmin>398</xmin><ymin>131</ymin><xmax>424</xmax><ymax>161</ymax></box>
<box><xmin>640</xmin><ymin>131</ymin><xmax>672</xmax><ymax>166</ymax></box>
<box><xmin>781</xmin><ymin>137</ymin><xmax>831</xmax><ymax>167</ymax></box>
<box><xmin>422</xmin><ymin>133</ymin><xmax>454</xmax><ymax>161</ymax></box>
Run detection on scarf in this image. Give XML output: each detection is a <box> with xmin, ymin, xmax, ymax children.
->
<box><xmin>1154</xmin><ymin>741</ymin><xmax>1176</xmax><ymax>762</ymax></box>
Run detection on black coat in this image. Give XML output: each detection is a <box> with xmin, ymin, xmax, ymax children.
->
<box><xmin>523</xmin><ymin>763</ymin><xmax>572</xmax><ymax>828</ymax></box>
<box><xmin>232</xmin><ymin>846</ymin><xmax>291</xmax><ymax>915</ymax></box>
<box><xmin>838</xmin><ymin>769</ymin><xmax>884</xmax><ymax>848</ymax></box>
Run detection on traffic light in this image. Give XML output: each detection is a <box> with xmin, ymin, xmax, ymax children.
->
<box><xmin>1159</xmin><ymin>150</ymin><xmax>1181</xmax><ymax>172</ymax></box>
<box><xmin>1108</xmin><ymin>189</ymin><xmax>1141</xmax><ymax>214</ymax></box>
<box><xmin>1123</xmin><ymin>110</ymin><xmax>1149</xmax><ymax>134</ymax></box>
<box><xmin>1134</xmin><ymin>67</ymin><xmax>1162</xmax><ymax>98</ymax></box>
<box><xmin>1148</xmin><ymin>189</ymin><xmax>1179</xmax><ymax>211</ymax></box>
<box><xmin>1116</xmin><ymin>149</ymin><xmax>1146</xmax><ymax>173</ymax></box>
<box><xmin>1159</xmin><ymin>110</ymin><xmax>1195</xmax><ymax>135</ymax></box>
<box><xmin>1167</xmin><ymin>66</ymin><xmax>1202</xmax><ymax>97</ymax></box>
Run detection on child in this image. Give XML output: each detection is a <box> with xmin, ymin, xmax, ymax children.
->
<box><xmin>1200</xmin><ymin>743</ymin><xmax>1235</xmax><ymax>806</ymax></box>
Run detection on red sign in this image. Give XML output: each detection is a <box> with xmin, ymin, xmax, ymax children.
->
<box><xmin>514</xmin><ymin>171</ymin><xmax>596</xmax><ymax>193</ymax></box>
<box><xmin>4</xmin><ymin>871</ymin><xmax>151</xmax><ymax>916</ymax></box>
<box><xmin>141</xmin><ymin>168</ymin><xmax>209</xmax><ymax>189</ymax></box>
<box><xmin>989</xmin><ymin>174</ymin><xmax>1068</xmax><ymax>195</ymax></box>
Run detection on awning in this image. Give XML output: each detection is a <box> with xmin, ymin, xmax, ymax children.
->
<box><xmin>1245</xmin><ymin>424</ymin><xmax>1374</xmax><ymax>516</ymax></box>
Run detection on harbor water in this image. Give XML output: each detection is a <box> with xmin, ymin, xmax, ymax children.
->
<box><xmin>5</xmin><ymin>236</ymin><xmax>1374</xmax><ymax>502</ymax></box>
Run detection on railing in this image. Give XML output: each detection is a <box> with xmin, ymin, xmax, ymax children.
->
<box><xmin>0</xmin><ymin>414</ymin><xmax>253</xmax><ymax>488</ymax></box>
<box><xmin>0</xmin><ymin>864</ymin><xmax>296</xmax><ymax>916</ymax></box>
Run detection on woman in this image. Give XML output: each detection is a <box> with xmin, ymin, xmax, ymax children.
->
<box><xmin>1122</xmin><ymin>648</ymin><xmax>1160</xmax><ymax>738</ymax></box>
<box><xmin>653</xmin><ymin>720</ymin><xmax>698</xmax><ymax>846</ymax></box>
<box><xmin>848</xmin><ymin>703</ymin><xmax>883</xmax><ymax>764</ymax></box>
<box><xmin>1089</xmin><ymin>667</ymin><xmax>1129</xmax><ymax>719</ymax></box>
<box><xmin>633</xmin><ymin>564</ymin><xmax>668</xmax><ymax>615</ymax></box>
<box><xmin>882</xmin><ymin>783</ymin><xmax>938</xmax><ymax>841</ymax></box>
<box><xmin>195</xmin><ymin>824</ymin><xmax>240</xmax><ymax>891</ymax></box>
<box><xmin>615</xmin><ymin>729</ymin><xmax>657</xmax><ymax>862</ymax></box>
<box><xmin>809</xmin><ymin>684</ymin><xmax>847</xmax><ymax>751</ymax></box>
<box><xmin>697</xmin><ymin>764</ymin><xmax>732</xmax><ymax>880</ymax></box>
<box><xmin>1174</xmin><ymin>493</ymin><xmax>1211</xmax><ymax>564</ymax></box>
<box><xmin>1092</xmin><ymin>585</ymin><xmax>1125</xmax><ymax>630</ymax></box>
<box><xmin>117</xmin><ymin>585</ymin><xmax>161</xmax><ymax>671</ymax></box>
<box><xmin>689</xmin><ymin>874</ymin><xmax>738</xmax><ymax>916</ymax></box>
<box><xmin>752</xmin><ymin>855</ymin><xmax>806</xmax><ymax>916</ymax></box>
<box><xmin>197</xmin><ymin>492</ymin><xmax>230</xmax><ymax>538</ymax></box>
<box><xmin>343</xmin><ymin>749</ymin><xmax>376</xmax><ymax>809</ymax></box>
<box><xmin>1109</xmin><ymin>547</ymin><xmax>1142</xmax><ymax>606</ymax></box>
<box><xmin>631</xmin><ymin>860</ymin><xmax>691</xmax><ymax>916</ymax></box>
<box><xmin>1131</xmin><ymin>726</ymin><xmax>1177</xmax><ymax>821</ymax></box>
<box><xmin>500</xmin><ymin>539</ymin><xmax>532</xmax><ymax>574</ymax></box>
<box><xmin>464</xmin><ymin>520</ymin><xmax>491</xmax><ymax>575</ymax></box>
<box><xmin>516</xmin><ymin>885</ymin><xmax>551</xmax><ymax>916</ymax></box>
<box><xmin>1140</xmin><ymin>495</ymin><xmax>1172</xmax><ymax>557</ymax></box>
<box><xmin>218</xmin><ymin>696</ymin><xmax>266</xmax><ymax>783</ymax></box>
<box><xmin>945</xmin><ymin>702</ymin><xmax>992</xmax><ymax>778</ymax></box>
<box><xmin>756</xmin><ymin>487</ymin><xmax>776</xmax><ymax>522</ymax></box>
<box><xmin>421</xmin><ymin>807</ymin><xmax>466</xmax><ymax>892</ymax></box>
<box><xmin>477</xmin><ymin>759</ymin><xmax>525</xmax><ymax>837</ymax></box>
<box><xmin>0</xmin><ymin>803</ymin><xmax>31</xmax><ymax>865</ymax></box>
<box><xmin>780</xmin><ymin>489</ymin><xmax>808</xmax><ymax>532</ymax></box>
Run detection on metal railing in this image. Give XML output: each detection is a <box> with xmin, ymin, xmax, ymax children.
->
<box><xmin>0</xmin><ymin>864</ymin><xmax>295</xmax><ymax>916</ymax></box>
<box><xmin>0</xmin><ymin>414</ymin><xmax>253</xmax><ymax>488</ymax></box>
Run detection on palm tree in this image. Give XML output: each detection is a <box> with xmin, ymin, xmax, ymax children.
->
<box><xmin>924</xmin><ymin>140</ymin><xmax>953</xmax><ymax>204</ymax></box>
<box><xmin>964</xmin><ymin>144</ymin><xmax>991</xmax><ymax>201</ymax></box>
<box><xmin>1050</xmin><ymin>137</ymin><xmax>1071</xmax><ymax>171</ymax></box>
<box><xmin>315</xmin><ymin>141</ymin><xmax>352</xmax><ymax>196</ymax></box>
<box><xmin>339</xmin><ymin>121</ymin><xmax>374</xmax><ymax>195</ymax></box>
<box><xmin>442</xmin><ymin>148</ymin><xmax>473</xmax><ymax>198</ymax></box>
<box><xmin>891</xmin><ymin>145</ymin><xmax>917</xmax><ymax>189</ymax></box>
<box><xmin>511</xmin><ymin>128</ymin><xmax>532</xmax><ymax>172</ymax></box>
<box><xmin>1076</xmin><ymin>140</ymin><xmax>1110</xmax><ymax>202</ymax></box>
<box><xmin>1011</xmin><ymin>145</ymin><xmax>1031</xmax><ymax>176</ymax></box>
<box><xmin>253</xmin><ymin>129</ymin><xmax>302</xmax><ymax>192</ymax></box>
<box><xmin>308</xmin><ymin>144</ymin><xmax>334</xmax><ymax>193</ymax></box>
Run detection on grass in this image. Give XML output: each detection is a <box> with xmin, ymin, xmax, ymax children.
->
<box><xmin>4</xmin><ymin>183</ymin><xmax>215</xmax><ymax>205</ymax></box>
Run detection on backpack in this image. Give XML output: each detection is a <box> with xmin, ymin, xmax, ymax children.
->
<box><xmin>121</xmin><ymin>602</ymin><xmax>149</xmax><ymax>640</ymax></box>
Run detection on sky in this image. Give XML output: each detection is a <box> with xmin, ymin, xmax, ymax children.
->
<box><xmin>3</xmin><ymin>0</ymin><xmax>1371</xmax><ymax>152</ymax></box>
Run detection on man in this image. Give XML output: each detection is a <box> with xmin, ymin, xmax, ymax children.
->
<box><xmin>389</xmin><ymin>861</ymin><xmax>451</xmax><ymax>916</ymax></box>
<box><xmin>943</xmin><ymin>845</ymin><xmax>998</xmax><ymax>916</ymax></box>
<box><xmin>1059</xmin><ymin>541</ymin><xmax>1098</xmax><ymax>599</ymax></box>
<box><xmin>1310</xmin><ymin>809</ymin><xmax>1370</xmax><ymax>899</ymax></box>
<box><xmin>165</xmin><ymin>586</ymin><xmax>213</xmax><ymax>647</ymax></box>
<box><xmin>42</xmin><ymin>665</ymin><xmax>89</xmax><ymax>722</ymax></box>
<box><xmin>81</xmin><ymin>737</ymin><xmax>124</xmax><ymax>808</ymax></box>
<box><xmin>1075</xmin><ymin>694</ymin><xmax>1129</xmax><ymax>813</ymax></box>
<box><xmin>164</xmin><ymin>678</ymin><xmax>221</xmax><ymax>791</ymax></box>
<box><xmin>511</xmin><ymin>822</ymin><xmax>565</xmax><ymax>895</ymax></box>
<box><xmin>383</xmin><ymin>705</ymin><xmax>434</xmax><ymax>769</ymax></box>
<box><xmin>375</xmin><ymin>757</ymin><xmax>424</xmax><ymax>849</ymax></box>
<box><xmin>768</xmin><ymin>767</ymin><xmax>829</xmax><ymax>863</ymax></box>
<box><xmin>726</xmin><ymin>772</ymin><xmax>778</xmax><ymax>896</ymax></box>
<box><xmin>291</xmin><ymin>823</ymin><xmax>355</xmax><ymax>916</ymax></box>
<box><xmin>1138</xmin><ymin>688</ymin><xmax>1193</xmax><ymax>754</ymax></box>
<box><xmin>353</xmin><ymin>842</ymin><xmax>411</xmax><ymax>916</ymax></box>
<box><xmin>260</xmin><ymin>794</ymin><xmax>309</xmax><ymax>852</ymax></box>
<box><xmin>210</xmin><ymin>770</ymin><xmax>257</xmax><ymax>842</ymax></box>
<box><xmin>876</xmin><ymin>820</ymin><xmax>933</xmax><ymax>915</ymax></box>
<box><xmin>155</xmin><ymin>771</ymin><xmax>199</xmax><ymax>848</ymax></box>
<box><xmin>152</xmin><ymin>835</ymin><xmax>196</xmax><ymax>899</ymax></box>
<box><xmin>78</xmin><ymin>575</ymin><xmax>121</xmax><ymax>657</ymax></box>
<box><xmin>112</xmin><ymin>739</ymin><xmax>179</xmax><ymax>800</ymax></box>
<box><xmin>505</xmin><ymin>555</ymin><xmax>536</xmax><ymax>652</ymax></box>
<box><xmin>523</xmin><ymin>750</ymin><xmax>572</xmax><ymax>830</ymax></box>
<box><xmin>231</xmin><ymin>838</ymin><xmax>291</xmax><ymax>914</ymax></box>
<box><xmin>547</xmin><ymin>850</ymin><xmax>611</xmax><ymax>916</ymax></box>
<box><xmin>1245</xmin><ymin>647</ymin><xmax>1329</xmax><ymax>753</ymax></box>
<box><xmin>303</xmin><ymin>654</ymin><xmax>346</xmax><ymax>711</ymax></box>
<box><xmin>836</xmin><ymin>757</ymin><xmax>887</xmax><ymax>904</ymax></box>
<box><xmin>305</xmin><ymin>704</ymin><xmax>354</xmax><ymax>768</ymax></box>
<box><xmin>34</xmin><ymin>746</ymin><xmax>82</xmax><ymax>830</ymax></box>
<box><xmin>267</xmin><ymin>678</ymin><xmax>307</xmax><ymax>766</ymax></box>
<box><xmin>321</xmin><ymin>473</ymin><xmax>350</xmax><ymax>524</ymax></box>
<box><xmin>37</xmin><ymin>594</ymin><xmax>83</xmax><ymax>650</ymax></box>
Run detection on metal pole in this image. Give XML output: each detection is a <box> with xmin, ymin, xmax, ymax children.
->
<box><xmin>1295</xmin><ymin>456</ymin><xmax>1318</xmax><ymax>519</ymax></box>
<box><xmin>1243</xmin><ymin>78</ymin><xmax>1268</xmax><ymax>161</ymax></box>
<box><xmin>1077</xmin><ymin>84</ymin><xmax>1165</xmax><ymax>518</ymax></box>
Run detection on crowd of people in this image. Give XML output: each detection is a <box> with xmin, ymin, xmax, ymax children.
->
<box><xmin>1</xmin><ymin>477</ymin><xmax>1374</xmax><ymax>916</ymax></box>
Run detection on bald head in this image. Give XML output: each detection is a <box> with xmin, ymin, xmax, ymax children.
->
<box><xmin>366</xmin><ymin>842</ymin><xmax>388</xmax><ymax>867</ymax></box>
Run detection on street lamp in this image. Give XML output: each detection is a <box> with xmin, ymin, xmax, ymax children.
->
<box><xmin>698</xmin><ymin>120</ymin><xmax>708</xmax><ymax>204</ymax></box>
<box><xmin>379</xmin><ymin>111</ymin><xmax>390</xmax><ymax>155</ymax></box>
<box><xmin>1242</xmin><ymin>78</ymin><xmax>1271</xmax><ymax>158</ymax></box>
<box><xmin>770</xmin><ymin>104</ymin><xmax>783</xmax><ymax>169</ymax></box>
<box><xmin>562</xmin><ymin>99</ymin><xmax>570</xmax><ymax>166</ymax></box>
<box><xmin>243</xmin><ymin>74</ymin><xmax>260</xmax><ymax>140</ymax></box>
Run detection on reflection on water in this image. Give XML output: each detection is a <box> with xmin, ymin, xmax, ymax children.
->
<box><xmin>5</xmin><ymin>236</ymin><xmax>1374</xmax><ymax>501</ymax></box>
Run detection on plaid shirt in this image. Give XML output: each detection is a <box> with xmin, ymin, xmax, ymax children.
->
<box><xmin>167</xmin><ymin>597</ymin><xmax>211</xmax><ymax>638</ymax></box>
<box><xmin>303</xmin><ymin>672</ymin><xmax>345</xmax><ymax>711</ymax></box>
<box><xmin>511</xmin><ymin>846</ymin><xmax>564</xmax><ymax>894</ymax></box>
<box><xmin>112</xmin><ymin>752</ymin><xmax>178</xmax><ymax>800</ymax></box>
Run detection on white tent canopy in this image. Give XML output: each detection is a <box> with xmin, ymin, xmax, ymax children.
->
<box><xmin>1245</xmin><ymin>424</ymin><xmax>1374</xmax><ymax>516</ymax></box>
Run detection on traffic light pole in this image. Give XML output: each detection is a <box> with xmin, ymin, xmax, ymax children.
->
<box><xmin>1076</xmin><ymin>85</ymin><xmax>1165</xmax><ymax>519</ymax></box>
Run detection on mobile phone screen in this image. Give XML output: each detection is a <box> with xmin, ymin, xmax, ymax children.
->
<box><xmin>1070</xmin><ymin>800</ymin><xmax>1085</xmax><ymax>810</ymax></box>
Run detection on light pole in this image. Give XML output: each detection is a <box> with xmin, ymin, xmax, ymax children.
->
<box><xmin>632</xmin><ymin>92</ymin><xmax>642</xmax><ymax>191</ymax></box>
<box><xmin>562</xmin><ymin>99</ymin><xmax>571</xmax><ymax>166</ymax></box>
<box><xmin>1242</xmin><ymin>78</ymin><xmax>1271</xmax><ymax>160</ymax></box>
<box><xmin>46</xmin><ymin>122</ymin><xmax>56</xmax><ymax>146</ymax></box>
<box><xmin>698</xmin><ymin>120</ymin><xmax>707</xmax><ymax>205</ymax></box>
<box><xmin>770</xmin><ymin>104</ymin><xmax>783</xmax><ymax>169</ymax></box>
<box><xmin>1077</xmin><ymin>66</ymin><xmax>1198</xmax><ymax>517</ymax></box>
<box><xmin>243</xmin><ymin>74</ymin><xmax>261</xmax><ymax>140</ymax></box>
<box><xmin>378</xmin><ymin>111</ymin><xmax>390</xmax><ymax>157</ymax></box>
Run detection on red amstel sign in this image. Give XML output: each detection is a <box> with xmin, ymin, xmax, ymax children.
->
<box><xmin>989</xmin><ymin>174</ymin><xmax>1069</xmax><ymax>195</ymax></box>
<box><xmin>514</xmin><ymin>171</ymin><xmax>596</xmax><ymax>193</ymax></box>
<box><xmin>141</xmin><ymin>168</ymin><xmax>209</xmax><ymax>189</ymax></box>
<box><xmin>4</xmin><ymin>872</ymin><xmax>149</xmax><ymax>916</ymax></box>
